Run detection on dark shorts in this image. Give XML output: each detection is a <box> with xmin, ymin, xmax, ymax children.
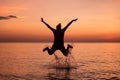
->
<box><xmin>52</xmin><ymin>45</ymin><xmax>66</xmax><ymax>54</ymax></box>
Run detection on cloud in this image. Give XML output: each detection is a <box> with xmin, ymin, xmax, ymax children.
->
<box><xmin>8</xmin><ymin>15</ymin><xmax>17</xmax><ymax>18</ymax></box>
<box><xmin>0</xmin><ymin>15</ymin><xmax>17</xmax><ymax>20</ymax></box>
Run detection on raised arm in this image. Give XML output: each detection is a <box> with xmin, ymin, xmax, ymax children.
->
<box><xmin>41</xmin><ymin>18</ymin><xmax>54</xmax><ymax>31</ymax></box>
<box><xmin>63</xmin><ymin>18</ymin><xmax>78</xmax><ymax>31</ymax></box>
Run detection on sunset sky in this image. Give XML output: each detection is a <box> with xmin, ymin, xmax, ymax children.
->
<box><xmin>0</xmin><ymin>0</ymin><xmax>120</xmax><ymax>42</ymax></box>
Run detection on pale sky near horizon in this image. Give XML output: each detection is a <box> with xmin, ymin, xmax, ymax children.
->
<box><xmin>0</xmin><ymin>0</ymin><xmax>120</xmax><ymax>42</ymax></box>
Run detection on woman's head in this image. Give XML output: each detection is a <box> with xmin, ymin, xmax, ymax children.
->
<box><xmin>56</xmin><ymin>23</ymin><xmax>61</xmax><ymax>30</ymax></box>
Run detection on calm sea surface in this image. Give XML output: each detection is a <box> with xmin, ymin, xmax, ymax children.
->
<box><xmin>0</xmin><ymin>43</ymin><xmax>120</xmax><ymax>80</ymax></box>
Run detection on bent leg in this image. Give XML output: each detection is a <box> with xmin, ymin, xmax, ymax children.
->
<box><xmin>60</xmin><ymin>47</ymin><xmax>68</xmax><ymax>56</ymax></box>
<box><xmin>66</xmin><ymin>44</ymin><xmax>73</xmax><ymax>54</ymax></box>
<box><xmin>67</xmin><ymin>44</ymin><xmax>73</xmax><ymax>50</ymax></box>
<box><xmin>60</xmin><ymin>44</ymin><xmax>73</xmax><ymax>56</ymax></box>
<box><xmin>43</xmin><ymin>47</ymin><xmax>55</xmax><ymax>55</ymax></box>
<box><xmin>47</xmin><ymin>48</ymin><xmax>55</xmax><ymax>55</ymax></box>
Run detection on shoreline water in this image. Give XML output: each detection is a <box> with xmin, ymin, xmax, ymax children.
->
<box><xmin>0</xmin><ymin>43</ymin><xmax>120</xmax><ymax>80</ymax></box>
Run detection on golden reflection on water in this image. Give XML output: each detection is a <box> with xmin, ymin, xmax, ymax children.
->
<box><xmin>0</xmin><ymin>43</ymin><xmax>120</xmax><ymax>80</ymax></box>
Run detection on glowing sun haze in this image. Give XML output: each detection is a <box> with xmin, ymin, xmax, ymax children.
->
<box><xmin>0</xmin><ymin>0</ymin><xmax>120</xmax><ymax>42</ymax></box>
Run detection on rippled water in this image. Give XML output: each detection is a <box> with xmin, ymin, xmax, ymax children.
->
<box><xmin>0</xmin><ymin>43</ymin><xmax>120</xmax><ymax>80</ymax></box>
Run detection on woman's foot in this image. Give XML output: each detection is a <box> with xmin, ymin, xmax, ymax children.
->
<box><xmin>43</xmin><ymin>47</ymin><xmax>49</xmax><ymax>52</ymax></box>
<box><xmin>67</xmin><ymin>44</ymin><xmax>73</xmax><ymax>48</ymax></box>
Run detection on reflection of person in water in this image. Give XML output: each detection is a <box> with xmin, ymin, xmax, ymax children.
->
<box><xmin>41</xmin><ymin>18</ymin><xmax>78</xmax><ymax>56</ymax></box>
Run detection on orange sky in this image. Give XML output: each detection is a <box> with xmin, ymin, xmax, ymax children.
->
<box><xmin>0</xmin><ymin>0</ymin><xmax>120</xmax><ymax>42</ymax></box>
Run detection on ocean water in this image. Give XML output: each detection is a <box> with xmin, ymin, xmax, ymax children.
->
<box><xmin>0</xmin><ymin>43</ymin><xmax>120</xmax><ymax>80</ymax></box>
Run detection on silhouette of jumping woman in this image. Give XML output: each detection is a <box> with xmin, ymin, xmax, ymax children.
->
<box><xmin>41</xmin><ymin>18</ymin><xmax>78</xmax><ymax>56</ymax></box>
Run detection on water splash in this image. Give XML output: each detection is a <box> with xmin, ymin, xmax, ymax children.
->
<box><xmin>47</xmin><ymin>49</ymin><xmax>78</xmax><ymax>80</ymax></box>
<box><xmin>51</xmin><ymin>48</ymin><xmax>77</xmax><ymax>69</ymax></box>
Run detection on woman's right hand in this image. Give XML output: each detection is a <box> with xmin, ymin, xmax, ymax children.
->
<box><xmin>41</xmin><ymin>18</ymin><xmax>44</xmax><ymax>22</ymax></box>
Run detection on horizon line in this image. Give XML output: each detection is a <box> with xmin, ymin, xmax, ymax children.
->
<box><xmin>0</xmin><ymin>41</ymin><xmax>120</xmax><ymax>43</ymax></box>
